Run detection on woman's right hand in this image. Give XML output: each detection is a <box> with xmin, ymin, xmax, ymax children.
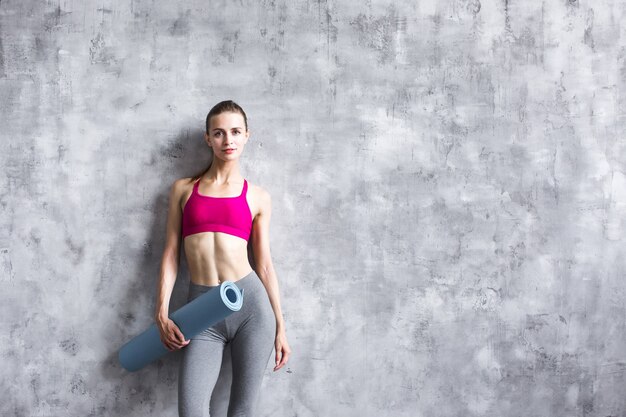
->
<box><xmin>156</xmin><ymin>317</ymin><xmax>190</xmax><ymax>351</ymax></box>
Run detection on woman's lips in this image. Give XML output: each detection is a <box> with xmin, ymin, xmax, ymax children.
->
<box><xmin>224</xmin><ymin>148</ymin><xmax>236</xmax><ymax>153</ymax></box>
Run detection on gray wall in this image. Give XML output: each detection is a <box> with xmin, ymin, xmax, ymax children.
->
<box><xmin>1</xmin><ymin>0</ymin><xmax>625</xmax><ymax>416</ymax></box>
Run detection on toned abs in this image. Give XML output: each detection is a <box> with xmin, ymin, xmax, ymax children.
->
<box><xmin>179</xmin><ymin>179</ymin><xmax>257</xmax><ymax>286</ymax></box>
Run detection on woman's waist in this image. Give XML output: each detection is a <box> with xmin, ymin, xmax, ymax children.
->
<box><xmin>189</xmin><ymin>264</ymin><xmax>254</xmax><ymax>285</ymax></box>
<box><xmin>186</xmin><ymin>252</ymin><xmax>251</xmax><ymax>284</ymax></box>
<box><xmin>187</xmin><ymin>269</ymin><xmax>263</xmax><ymax>298</ymax></box>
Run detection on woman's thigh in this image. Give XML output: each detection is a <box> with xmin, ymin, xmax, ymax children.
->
<box><xmin>226</xmin><ymin>292</ymin><xmax>276</xmax><ymax>415</ymax></box>
<box><xmin>178</xmin><ymin>324</ymin><xmax>227</xmax><ymax>417</ymax></box>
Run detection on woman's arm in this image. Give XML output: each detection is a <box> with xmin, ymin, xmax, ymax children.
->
<box><xmin>154</xmin><ymin>179</ymin><xmax>190</xmax><ymax>351</ymax></box>
<box><xmin>154</xmin><ymin>179</ymin><xmax>184</xmax><ymax>321</ymax></box>
<box><xmin>250</xmin><ymin>188</ymin><xmax>285</xmax><ymax>332</ymax></box>
<box><xmin>251</xmin><ymin>186</ymin><xmax>291</xmax><ymax>371</ymax></box>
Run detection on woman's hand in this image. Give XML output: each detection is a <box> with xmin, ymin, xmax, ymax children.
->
<box><xmin>273</xmin><ymin>328</ymin><xmax>291</xmax><ymax>372</ymax></box>
<box><xmin>156</xmin><ymin>316</ymin><xmax>190</xmax><ymax>351</ymax></box>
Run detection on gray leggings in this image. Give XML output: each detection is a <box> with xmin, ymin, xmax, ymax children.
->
<box><xmin>178</xmin><ymin>270</ymin><xmax>276</xmax><ymax>417</ymax></box>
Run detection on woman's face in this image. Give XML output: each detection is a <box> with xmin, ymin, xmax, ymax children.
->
<box><xmin>205</xmin><ymin>111</ymin><xmax>249</xmax><ymax>160</ymax></box>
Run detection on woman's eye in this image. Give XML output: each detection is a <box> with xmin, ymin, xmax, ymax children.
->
<box><xmin>233</xmin><ymin>131</ymin><xmax>240</xmax><ymax>135</ymax></box>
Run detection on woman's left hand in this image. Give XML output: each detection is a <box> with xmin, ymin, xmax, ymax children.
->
<box><xmin>273</xmin><ymin>329</ymin><xmax>291</xmax><ymax>372</ymax></box>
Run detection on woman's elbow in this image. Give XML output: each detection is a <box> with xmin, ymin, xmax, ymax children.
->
<box><xmin>162</xmin><ymin>244</ymin><xmax>180</xmax><ymax>265</ymax></box>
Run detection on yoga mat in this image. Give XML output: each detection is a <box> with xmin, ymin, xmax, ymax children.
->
<box><xmin>119</xmin><ymin>281</ymin><xmax>245</xmax><ymax>372</ymax></box>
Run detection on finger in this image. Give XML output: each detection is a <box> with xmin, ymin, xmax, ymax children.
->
<box><xmin>277</xmin><ymin>349</ymin><xmax>290</xmax><ymax>369</ymax></box>
<box><xmin>175</xmin><ymin>336</ymin><xmax>190</xmax><ymax>347</ymax></box>
<box><xmin>274</xmin><ymin>354</ymin><xmax>285</xmax><ymax>370</ymax></box>
<box><xmin>174</xmin><ymin>327</ymin><xmax>187</xmax><ymax>343</ymax></box>
<box><xmin>168</xmin><ymin>334</ymin><xmax>184</xmax><ymax>349</ymax></box>
<box><xmin>173</xmin><ymin>336</ymin><xmax>186</xmax><ymax>348</ymax></box>
<box><xmin>161</xmin><ymin>336</ymin><xmax>175</xmax><ymax>351</ymax></box>
<box><xmin>166</xmin><ymin>338</ymin><xmax>177</xmax><ymax>350</ymax></box>
<box><xmin>278</xmin><ymin>351</ymin><xmax>288</xmax><ymax>367</ymax></box>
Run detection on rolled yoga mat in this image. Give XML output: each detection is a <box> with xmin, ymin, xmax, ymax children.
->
<box><xmin>119</xmin><ymin>281</ymin><xmax>245</xmax><ymax>372</ymax></box>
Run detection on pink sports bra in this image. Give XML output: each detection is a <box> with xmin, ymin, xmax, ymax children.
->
<box><xmin>182</xmin><ymin>178</ymin><xmax>253</xmax><ymax>241</ymax></box>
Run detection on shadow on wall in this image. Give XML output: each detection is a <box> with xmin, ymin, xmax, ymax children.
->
<box><xmin>97</xmin><ymin>126</ymin><xmax>245</xmax><ymax>415</ymax></box>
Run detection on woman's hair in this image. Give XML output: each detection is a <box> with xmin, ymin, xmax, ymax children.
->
<box><xmin>190</xmin><ymin>100</ymin><xmax>248</xmax><ymax>182</ymax></box>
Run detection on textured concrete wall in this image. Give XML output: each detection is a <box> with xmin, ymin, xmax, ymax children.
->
<box><xmin>1</xmin><ymin>0</ymin><xmax>625</xmax><ymax>416</ymax></box>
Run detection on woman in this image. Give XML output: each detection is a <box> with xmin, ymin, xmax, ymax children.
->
<box><xmin>154</xmin><ymin>100</ymin><xmax>291</xmax><ymax>416</ymax></box>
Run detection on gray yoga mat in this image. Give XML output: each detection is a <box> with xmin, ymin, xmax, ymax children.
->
<box><xmin>119</xmin><ymin>281</ymin><xmax>244</xmax><ymax>372</ymax></box>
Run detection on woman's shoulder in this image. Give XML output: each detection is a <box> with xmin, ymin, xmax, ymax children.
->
<box><xmin>174</xmin><ymin>176</ymin><xmax>198</xmax><ymax>186</ymax></box>
<box><xmin>170</xmin><ymin>177</ymin><xmax>197</xmax><ymax>195</ymax></box>
<box><xmin>246</xmin><ymin>180</ymin><xmax>271</xmax><ymax>204</ymax></box>
<box><xmin>246</xmin><ymin>179</ymin><xmax>266</xmax><ymax>193</ymax></box>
